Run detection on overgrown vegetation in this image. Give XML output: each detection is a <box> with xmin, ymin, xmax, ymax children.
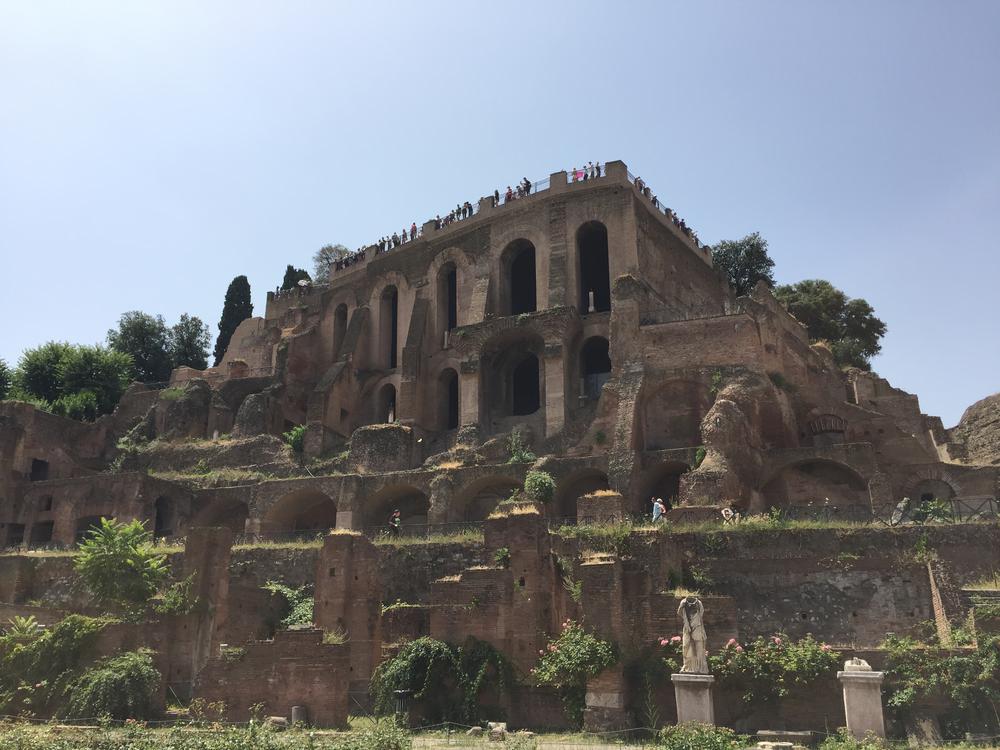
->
<box><xmin>506</xmin><ymin>430</ymin><xmax>536</xmax><ymax>464</ymax></box>
<box><xmin>63</xmin><ymin>648</ymin><xmax>160</xmax><ymax>720</ymax></box>
<box><xmin>531</xmin><ymin>620</ymin><xmax>617</xmax><ymax>725</ymax></box>
<box><xmin>0</xmin><ymin>614</ymin><xmax>112</xmax><ymax>716</ymax></box>
<box><xmin>881</xmin><ymin>631</ymin><xmax>1000</xmax><ymax>735</ymax></box>
<box><xmin>370</xmin><ymin>636</ymin><xmax>514</xmax><ymax>723</ymax></box>
<box><xmin>523</xmin><ymin>470</ymin><xmax>555</xmax><ymax>503</ymax></box>
<box><xmin>153</xmin><ymin>573</ymin><xmax>201</xmax><ymax>615</ymax></box>
<box><xmin>262</xmin><ymin>581</ymin><xmax>314</xmax><ymax>628</ymax></box>
<box><xmin>74</xmin><ymin>518</ymin><xmax>168</xmax><ymax>615</ymax></box>
<box><xmin>283</xmin><ymin>423</ymin><xmax>307</xmax><ymax>453</ymax></box>
<box><xmin>658</xmin><ymin>723</ymin><xmax>748</xmax><ymax>750</ymax></box>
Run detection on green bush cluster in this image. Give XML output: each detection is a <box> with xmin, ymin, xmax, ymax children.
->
<box><xmin>370</xmin><ymin>636</ymin><xmax>514</xmax><ymax>724</ymax></box>
<box><xmin>506</xmin><ymin>431</ymin><xmax>536</xmax><ymax>464</ymax></box>
<box><xmin>531</xmin><ymin>620</ymin><xmax>617</xmax><ymax>725</ymax></box>
<box><xmin>658</xmin><ymin>722</ymin><xmax>748</xmax><ymax>750</ymax></box>
<box><xmin>63</xmin><ymin>649</ymin><xmax>160</xmax><ymax>720</ymax></box>
<box><xmin>283</xmin><ymin>424</ymin><xmax>306</xmax><ymax>453</ymax></box>
<box><xmin>523</xmin><ymin>470</ymin><xmax>555</xmax><ymax>503</ymax></box>
<box><xmin>75</xmin><ymin>518</ymin><xmax>169</xmax><ymax>614</ymax></box>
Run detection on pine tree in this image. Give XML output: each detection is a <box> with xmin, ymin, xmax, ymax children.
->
<box><xmin>213</xmin><ymin>276</ymin><xmax>253</xmax><ymax>366</ymax></box>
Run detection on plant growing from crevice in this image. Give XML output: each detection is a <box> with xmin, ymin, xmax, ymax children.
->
<box><xmin>153</xmin><ymin>573</ymin><xmax>201</xmax><ymax>615</ymax></box>
<box><xmin>493</xmin><ymin>546</ymin><xmax>511</xmax><ymax>569</ymax></box>
<box><xmin>692</xmin><ymin>446</ymin><xmax>706</xmax><ymax>469</ymax></box>
<box><xmin>283</xmin><ymin>424</ymin><xmax>306</xmax><ymax>453</ymax></box>
<box><xmin>506</xmin><ymin>430</ymin><xmax>536</xmax><ymax>464</ymax></box>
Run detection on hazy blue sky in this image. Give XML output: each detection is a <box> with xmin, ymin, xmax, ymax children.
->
<box><xmin>1</xmin><ymin>1</ymin><xmax>997</xmax><ymax>426</ymax></box>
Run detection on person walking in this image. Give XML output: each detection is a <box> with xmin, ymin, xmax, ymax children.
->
<box><xmin>388</xmin><ymin>509</ymin><xmax>401</xmax><ymax>538</ymax></box>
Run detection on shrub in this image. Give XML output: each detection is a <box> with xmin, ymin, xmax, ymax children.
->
<box><xmin>370</xmin><ymin>636</ymin><xmax>513</xmax><ymax>723</ymax></box>
<box><xmin>658</xmin><ymin>723</ymin><xmax>747</xmax><ymax>750</ymax></box>
<box><xmin>523</xmin><ymin>470</ymin><xmax>555</xmax><ymax>503</ymax></box>
<box><xmin>154</xmin><ymin>573</ymin><xmax>200</xmax><ymax>615</ymax></box>
<box><xmin>818</xmin><ymin>728</ymin><xmax>890</xmax><ymax>749</ymax></box>
<box><xmin>709</xmin><ymin>634</ymin><xmax>839</xmax><ymax>706</ymax></box>
<box><xmin>0</xmin><ymin>614</ymin><xmax>111</xmax><ymax>715</ymax></box>
<box><xmin>74</xmin><ymin>518</ymin><xmax>168</xmax><ymax>613</ymax></box>
<box><xmin>262</xmin><ymin>581</ymin><xmax>314</xmax><ymax>628</ymax></box>
<box><xmin>62</xmin><ymin>648</ymin><xmax>160</xmax><ymax>720</ymax></box>
<box><xmin>283</xmin><ymin>423</ymin><xmax>307</xmax><ymax>453</ymax></box>
<box><xmin>493</xmin><ymin>546</ymin><xmax>511</xmax><ymax>568</ymax></box>
<box><xmin>692</xmin><ymin>446</ymin><xmax>706</xmax><ymax>469</ymax></box>
<box><xmin>3</xmin><ymin>615</ymin><xmax>42</xmax><ymax>641</ymax></box>
<box><xmin>50</xmin><ymin>389</ymin><xmax>100</xmax><ymax>421</ymax></box>
<box><xmin>532</xmin><ymin>620</ymin><xmax>617</xmax><ymax>725</ymax></box>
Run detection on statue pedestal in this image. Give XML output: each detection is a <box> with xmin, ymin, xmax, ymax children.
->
<box><xmin>671</xmin><ymin>673</ymin><xmax>715</xmax><ymax>726</ymax></box>
<box><xmin>837</xmin><ymin>669</ymin><xmax>886</xmax><ymax>739</ymax></box>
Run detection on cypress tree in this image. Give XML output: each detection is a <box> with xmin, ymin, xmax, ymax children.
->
<box><xmin>213</xmin><ymin>276</ymin><xmax>253</xmax><ymax>366</ymax></box>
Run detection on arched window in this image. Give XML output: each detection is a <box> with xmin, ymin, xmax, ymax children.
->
<box><xmin>577</xmin><ymin>221</ymin><xmax>611</xmax><ymax>313</ymax></box>
<box><xmin>378</xmin><ymin>383</ymin><xmax>397</xmax><ymax>423</ymax></box>
<box><xmin>438</xmin><ymin>263</ymin><xmax>458</xmax><ymax>336</ymax></box>
<box><xmin>379</xmin><ymin>286</ymin><xmax>398</xmax><ymax>368</ymax></box>
<box><xmin>580</xmin><ymin>337</ymin><xmax>611</xmax><ymax>401</ymax></box>
<box><xmin>439</xmin><ymin>368</ymin><xmax>459</xmax><ymax>429</ymax></box>
<box><xmin>333</xmin><ymin>303</ymin><xmax>348</xmax><ymax>359</ymax></box>
<box><xmin>512</xmin><ymin>354</ymin><xmax>540</xmax><ymax>415</ymax></box>
<box><xmin>504</xmin><ymin>240</ymin><xmax>536</xmax><ymax>315</ymax></box>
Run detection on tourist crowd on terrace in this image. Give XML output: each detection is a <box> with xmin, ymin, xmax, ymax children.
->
<box><xmin>319</xmin><ymin>161</ymin><xmax>701</xmax><ymax>279</ymax></box>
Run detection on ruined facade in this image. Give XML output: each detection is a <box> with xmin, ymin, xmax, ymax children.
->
<box><xmin>1</xmin><ymin>160</ymin><xmax>998</xmax><ymax>731</ymax></box>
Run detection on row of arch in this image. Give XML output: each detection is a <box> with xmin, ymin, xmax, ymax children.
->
<box><xmin>355</xmin><ymin>222</ymin><xmax>613</xmax><ymax>371</ymax></box>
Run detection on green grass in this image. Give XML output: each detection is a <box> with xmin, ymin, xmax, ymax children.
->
<box><xmin>148</xmin><ymin>468</ymin><xmax>275</xmax><ymax>486</ymax></box>
<box><xmin>965</xmin><ymin>570</ymin><xmax>1000</xmax><ymax>590</ymax></box>
<box><xmin>373</xmin><ymin>529</ymin><xmax>484</xmax><ymax>547</ymax></box>
<box><xmin>232</xmin><ymin>538</ymin><xmax>325</xmax><ymax>551</ymax></box>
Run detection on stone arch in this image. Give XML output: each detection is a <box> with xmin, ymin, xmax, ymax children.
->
<box><xmin>906</xmin><ymin>478</ymin><xmax>956</xmax><ymax>505</ymax></box>
<box><xmin>634</xmin><ymin>461</ymin><xmax>690</xmax><ymax>516</ymax></box>
<box><xmin>580</xmin><ymin>336</ymin><xmax>611</xmax><ymax>402</ymax></box>
<box><xmin>481</xmin><ymin>331</ymin><xmax>546</xmax><ymax>427</ymax></box>
<box><xmin>639</xmin><ymin>380</ymin><xmax>712</xmax><ymax>451</ymax></box>
<box><xmin>553</xmin><ymin>468</ymin><xmax>610</xmax><ymax>522</ymax></box>
<box><xmin>261</xmin><ymin>489</ymin><xmax>337</xmax><ymax>533</ymax></box>
<box><xmin>576</xmin><ymin>221</ymin><xmax>611</xmax><ymax>314</ymax></box>
<box><xmin>761</xmin><ymin>459</ymin><xmax>869</xmax><ymax>511</ymax></box>
<box><xmin>363</xmin><ymin>484</ymin><xmax>431</xmax><ymax>530</ymax></box>
<box><xmin>453</xmin><ymin>475</ymin><xmax>522</xmax><ymax>523</ymax></box>
<box><xmin>501</xmin><ymin>239</ymin><xmax>537</xmax><ymax>315</ymax></box>
<box><xmin>189</xmin><ymin>497</ymin><xmax>249</xmax><ymax>534</ymax></box>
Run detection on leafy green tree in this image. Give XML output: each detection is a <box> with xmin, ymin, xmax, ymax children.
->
<box><xmin>712</xmin><ymin>232</ymin><xmax>776</xmax><ymax>296</ymax></box>
<box><xmin>774</xmin><ymin>279</ymin><xmax>887</xmax><ymax>369</ymax></box>
<box><xmin>169</xmin><ymin>313</ymin><xmax>211</xmax><ymax>370</ymax></box>
<box><xmin>312</xmin><ymin>244</ymin><xmax>349</xmax><ymax>284</ymax></box>
<box><xmin>107</xmin><ymin>311</ymin><xmax>173</xmax><ymax>382</ymax></box>
<box><xmin>63</xmin><ymin>649</ymin><xmax>160</xmax><ymax>720</ymax></box>
<box><xmin>59</xmin><ymin>344</ymin><xmax>134</xmax><ymax>415</ymax></box>
<box><xmin>0</xmin><ymin>358</ymin><xmax>10</xmax><ymax>400</ymax></box>
<box><xmin>213</xmin><ymin>275</ymin><xmax>253</xmax><ymax>366</ymax></box>
<box><xmin>74</xmin><ymin>518</ymin><xmax>168</xmax><ymax>612</ymax></box>
<box><xmin>281</xmin><ymin>264</ymin><xmax>312</xmax><ymax>291</ymax></box>
<box><xmin>13</xmin><ymin>341</ymin><xmax>73</xmax><ymax>403</ymax></box>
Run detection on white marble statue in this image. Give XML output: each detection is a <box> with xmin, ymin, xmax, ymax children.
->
<box><xmin>677</xmin><ymin>596</ymin><xmax>708</xmax><ymax>673</ymax></box>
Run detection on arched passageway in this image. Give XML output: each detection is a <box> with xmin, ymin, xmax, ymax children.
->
<box><xmin>761</xmin><ymin>460</ymin><xmax>868</xmax><ymax>511</ymax></box>
<box><xmin>190</xmin><ymin>498</ymin><xmax>249</xmax><ymax>535</ymax></box>
<box><xmin>438</xmin><ymin>264</ymin><xmax>458</xmax><ymax>336</ymax></box>
<box><xmin>365</xmin><ymin>486</ymin><xmax>431</xmax><ymax>531</ymax></box>
<box><xmin>153</xmin><ymin>496</ymin><xmax>175</xmax><ymax>537</ymax></box>
<box><xmin>512</xmin><ymin>355</ymin><xmax>540</xmax><ymax>416</ymax></box>
<box><xmin>553</xmin><ymin>469</ymin><xmax>610</xmax><ymax>521</ymax></box>
<box><xmin>635</xmin><ymin>461</ymin><xmax>689</xmax><ymax>517</ymax></box>
<box><xmin>263</xmin><ymin>490</ymin><xmax>337</xmax><ymax>533</ymax></box>
<box><xmin>577</xmin><ymin>221</ymin><xmax>610</xmax><ymax>313</ymax></box>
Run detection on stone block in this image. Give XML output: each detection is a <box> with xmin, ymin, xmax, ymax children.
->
<box><xmin>837</xmin><ymin>659</ymin><xmax>886</xmax><ymax>739</ymax></box>
<box><xmin>577</xmin><ymin>490</ymin><xmax>625</xmax><ymax>524</ymax></box>
<box><xmin>671</xmin><ymin>673</ymin><xmax>715</xmax><ymax>726</ymax></box>
<box><xmin>347</xmin><ymin>423</ymin><xmax>415</xmax><ymax>472</ymax></box>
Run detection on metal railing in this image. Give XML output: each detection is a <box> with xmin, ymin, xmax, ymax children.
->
<box><xmin>627</xmin><ymin>170</ymin><xmax>705</xmax><ymax>250</ymax></box>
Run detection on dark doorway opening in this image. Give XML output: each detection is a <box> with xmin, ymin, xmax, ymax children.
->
<box><xmin>440</xmin><ymin>369</ymin><xmax>459</xmax><ymax>429</ymax></box>
<box><xmin>30</xmin><ymin>459</ymin><xmax>49</xmax><ymax>482</ymax></box>
<box><xmin>508</xmin><ymin>243</ymin><xmax>537</xmax><ymax>314</ymax></box>
<box><xmin>580</xmin><ymin>337</ymin><xmax>611</xmax><ymax>400</ymax></box>
<box><xmin>380</xmin><ymin>287</ymin><xmax>399</xmax><ymax>368</ymax></box>
<box><xmin>442</xmin><ymin>265</ymin><xmax>458</xmax><ymax>330</ymax></box>
<box><xmin>333</xmin><ymin>304</ymin><xmax>348</xmax><ymax>359</ymax></box>
<box><xmin>578</xmin><ymin>222</ymin><xmax>611</xmax><ymax>313</ymax></box>
<box><xmin>512</xmin><ymin>355</ymin><xmax>540</xmax><ymax>415</ymax></box>
<box><xmin>154</xmin><ymin>497</ymin><xmax>174</xmax><ymax>537</ymax></box>
<box><xmin>29</xmin><ymin>522</ymin><xmax>54</xmax><ymax>545</ymax></box>
<box><xmin>378</xmin><ymin>383</ymin><xmax>397</xmax><ymax>423</ymax></box>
